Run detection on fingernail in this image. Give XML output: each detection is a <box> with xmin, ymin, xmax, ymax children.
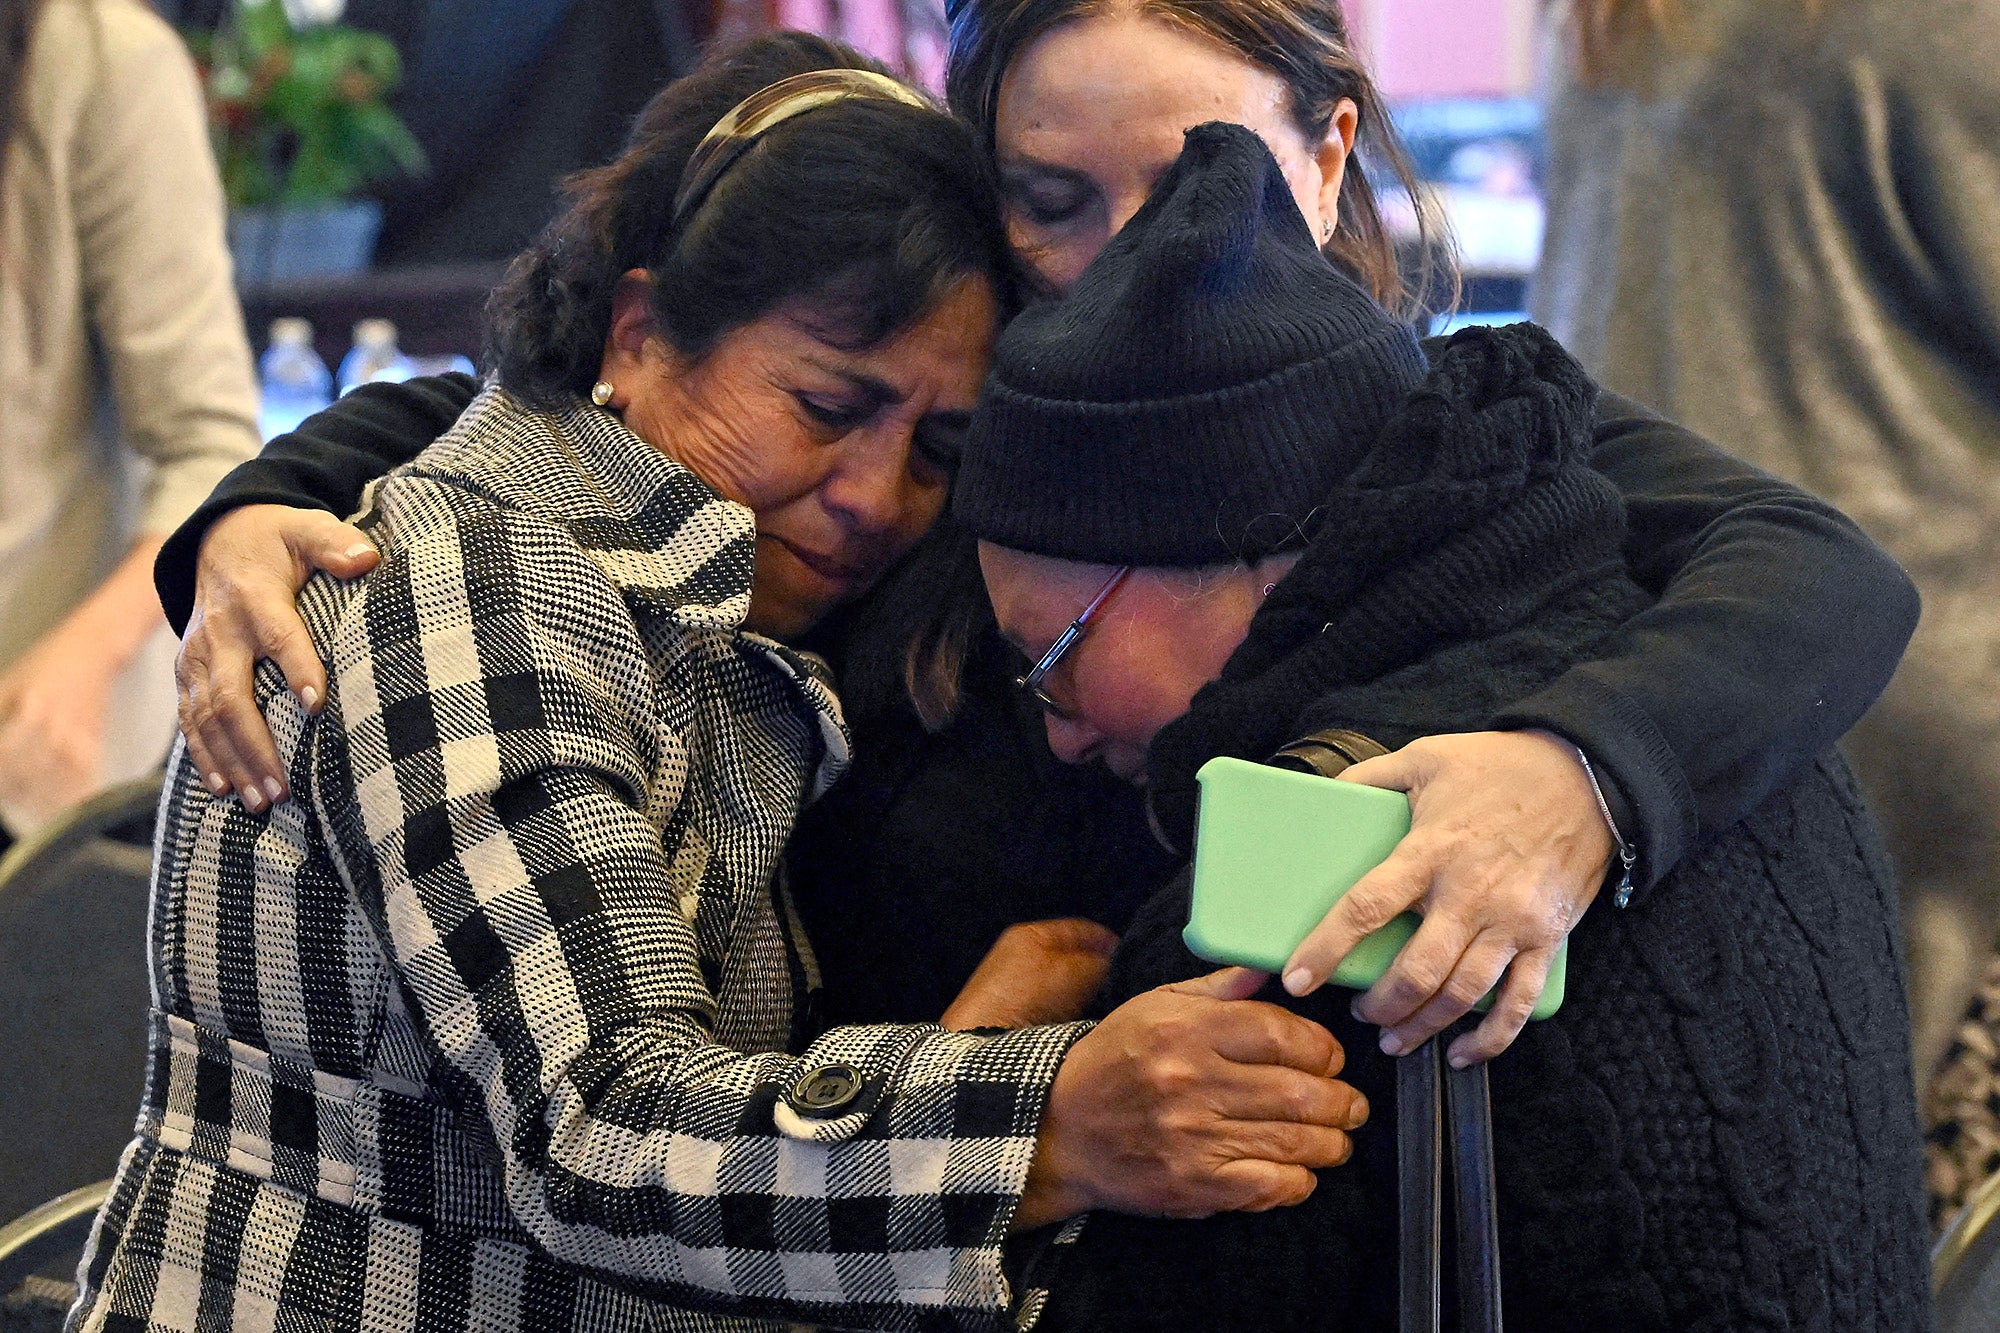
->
<box><xmin>1379</xmin><ymin>1032</ymin><xmax>1404</xmax><ymax>1057</ymax></box>
<box><xmin>344</xmin><ymin>543</ymin><xmax>375</xmax><ymax>559</ymax></box>
<box><xmin>262</xmin><ymin>777</ymin><xmax>285</xmax><ymax>805</ymax></box>
<box><xmin>241</xmin><ymin>785</ymin><xmax>266</xmax><ymax>812</ymax></box>
<box><xmin>204</xmin><ymin>772</ymin><xmax>227</xmax><ymax>795</ymax></box>
<box><xmin>300</xmin><ymin>685</ymin><xmax>319</xmax><ymax>711</ymax></box>
<box><xmin>1449</xmin><ymin>1052</ymin><xmax>1471</xmax><ymax>1070</ymax></box>
<box><xmin>1282</xmin><ymin>967</ymin><xmax>1313</xmax><ymax>996</ymax></box>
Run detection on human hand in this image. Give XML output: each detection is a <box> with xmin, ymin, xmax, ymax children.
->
<box><xmin>1280</xmin><ymin>730</ymin><xmax>1612</xmax><ymax>1069</ymax></box>
<box><xmin>942</xmin><ymin>918</ymin><xmax>1120</xmax><ymax>1031</ymax></box>
<box><xmin>177</xmin><ymin>504</ymin><xmax>378</xmax><ymax>811</ymax></box>
<box><xmin>0</xmin><ymin>618</ymin><xmax>117</xmax><ymax>829</ymax></box>
<box><xmin>1015</xmin><ymin>967</ymin><xmax>1369</xmax><ymax>1231</ymax></box>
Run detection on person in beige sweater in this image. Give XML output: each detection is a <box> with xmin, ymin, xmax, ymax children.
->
<box><xmin>1532</xmin><ymin>0</ymin><xmax>2000</xmax><ymax>1229</ymax></box>
<box><xmin>0</xmin><ymin>0</ymin><xmax>259</xmax><ymax>844</ymax></box>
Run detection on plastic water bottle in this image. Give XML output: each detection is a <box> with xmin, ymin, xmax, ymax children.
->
<box><xmin>337</xmin><ymin>318</ymin><xmax>415</xmax><ymax>396</ymax></box>
<box><xmin>406</xmin><ymin>353</ymin><xmax>479</xmax><ymax>379</ymax></box>
<box><xmin>258</xmin><ymin>317</ymin><xmax>333</xmax><ymax>441</ymax></box>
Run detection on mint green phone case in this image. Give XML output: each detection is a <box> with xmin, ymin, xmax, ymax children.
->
<box><xmin>1184</xmin><ymin>756</ymin><xmax>1566</xmax><ymax>1020</ymax></box>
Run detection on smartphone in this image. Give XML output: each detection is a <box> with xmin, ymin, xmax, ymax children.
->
<box><xmin>1184</xmin><ymin>756</ymin><xmax>1565</xmax><ymax>1019</ymax></box>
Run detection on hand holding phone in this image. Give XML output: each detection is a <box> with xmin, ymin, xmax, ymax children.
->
<box><xmin>1184</xmin><ymin>756</ymin><xmax>1566</xmax><ymax>1021</ymax></box>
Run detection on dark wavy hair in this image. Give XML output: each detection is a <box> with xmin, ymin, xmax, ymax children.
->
<box><xmin>486</xmin><ymin>31</ymin><xmax>1014</xmax><ymax>406</ymax></box>
<box><xmin>944</xmin><ymin>0</ymin><xmax>1455</xmax><ymax>320</ymax></box>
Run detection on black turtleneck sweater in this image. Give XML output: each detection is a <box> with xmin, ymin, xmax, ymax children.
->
<box><xmin>1049</xmin><ymin>325</ymin><xmax>1930</xmax><ymax>1333</ymax></box>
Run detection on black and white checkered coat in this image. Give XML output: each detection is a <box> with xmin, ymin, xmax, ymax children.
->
<box><xmin>70</xmin><ymin>386</ymin><xmax>1085</xmax><ymax>1333</ymax></box>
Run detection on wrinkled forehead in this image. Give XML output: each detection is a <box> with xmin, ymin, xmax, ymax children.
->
<box><xmin>976</xmin><ymin>543</ymin><xmax>1120</xmax><ymax>645</ymax></box>
<box><xmin>741</xmin><ymin>285</ymin><xmax>999</xmax><ymax>408</ymax></box>
<box><xmin>994</xmin><ymin>17</ymin><xmax>1298</xmax><ymax>174</ymax></box>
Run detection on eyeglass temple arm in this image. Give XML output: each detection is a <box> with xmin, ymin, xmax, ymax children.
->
<box><xmin>1032</xmin><ymin>623</ymin><xmax>1087</xmax><ymax>678</ymax></box>
<box><xmin>1078</xmin><ymin>566</ymin><xmax>1131</xmax><ymax>622</ymax></box>
<box><xmin>1021</xmin><ymin>566</ymin><xmax>1131</xmax><ymax>685</ymax></box>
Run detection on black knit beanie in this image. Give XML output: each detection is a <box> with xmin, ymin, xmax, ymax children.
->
<box><xmin>954</xmin><ymin>121</ymin><xmax>1428</xmax><ymax>567</ymax></box>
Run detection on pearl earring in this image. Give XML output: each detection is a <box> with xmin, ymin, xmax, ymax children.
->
<box><xmin>590</xmin><ymin>381</ymin><xmax>615</xmax><ymax>407</ymax></box>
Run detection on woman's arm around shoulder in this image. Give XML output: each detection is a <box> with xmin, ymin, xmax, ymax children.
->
<box><xmin>154</xmin><ymin>373</ymin><xmax>478</xmax><ymax>631</ymax></box>
<box><xmin>1283</xmin><ymin>397</ymin><xmax>1917</xmax><ymax>1069</ymax></box>
<box><xmin>1495</xmin><ymin>392</ymin><xmax>1919</xmax><ymax>882</ymax></box>
<box><xmin>163</xmin><ymin>374</ymin><xmax>477</xmax><ymax>805</ymax></box>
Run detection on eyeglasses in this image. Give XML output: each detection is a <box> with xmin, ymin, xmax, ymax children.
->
<box><xmin>1014</xmin><ymin>566</ymin><xmax>1131</xmax><ymax>720</ymax></box>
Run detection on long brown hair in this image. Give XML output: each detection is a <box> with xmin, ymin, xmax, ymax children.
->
<box><xmin>945</xmin><ymin>0</ymin><xmax>1456</xmax><ymax>322</ymax></box>
<box><xmin>0</xmin><ymin>0</ymin><xmax>48</xmax><ymax>202</ymax></box>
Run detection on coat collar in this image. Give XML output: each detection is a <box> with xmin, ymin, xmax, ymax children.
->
<box><xmin>389</xmin><ymin>382</ymin><xmax>852</xmax><ymax>798</ymax></box>
<box><xmin>403</xmin><ymin>382</ymin><xmax>759</xmax><ymax>631</ymax></box>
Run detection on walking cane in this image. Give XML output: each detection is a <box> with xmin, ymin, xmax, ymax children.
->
<box><xmin>1397</xmin><ymin>1025</ymin><xmax>1502</xmax><ymax>1333</ymax></box>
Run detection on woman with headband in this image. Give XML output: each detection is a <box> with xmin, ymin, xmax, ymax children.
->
<box><xmin>69</xmin><ymin>36</ymin><xmax>1367</xmax><ymax>1333</ymax></box>
<box><xmin>162</xmin><ymin>0</ymin><xmax>1916</xmax><ymax>1074</ymax></box>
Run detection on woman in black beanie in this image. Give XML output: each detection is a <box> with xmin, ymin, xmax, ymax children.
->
<box><xmin>960</xmin><ymin>122</ymin><xmax>1932</xmax><ymax>1332</ymax></box>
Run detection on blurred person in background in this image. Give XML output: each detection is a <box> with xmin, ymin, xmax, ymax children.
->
<box><xmin>0</xmin><ymin>0</ymin><xmax>259</xmax><ymax>850</ymax></box>
<box><xmin>1929</xmin><ymin>951</ymin><xmax>2000</xmax><ymax>1231</ymax></box>
<box><xmin>1533</xmin><ymin>0</ymin><xmax>2000</xmax><ymax>1226</ymax></box>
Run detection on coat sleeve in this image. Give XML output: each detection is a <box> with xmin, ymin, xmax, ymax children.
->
<box><xmin>153</xmin><ymin>374</ymin><xmax>478</xmax><ymax>633</ymax></box>
<box><xmin>310</xmin><ymin>498</ymin><xmax>1080</xmax><ymax>1331</ymax></box>
<box><xmin>74</xmin><ymin>6</ymin><xmax>259</xmax><ymax>539</ymax></box>
<box><xmin>1492</xmin><ymin>393</ymin><xmax>1919</xmax><ymax>891</ymax></box>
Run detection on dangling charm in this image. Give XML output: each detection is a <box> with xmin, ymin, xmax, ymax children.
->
<box><xmin>590</xmin><ymin>381</ymin><xmax>615</xmax><ymax>407</ymax></box>
<box><xmin>1320</xmin><ymin>217</ymin><xmax>1333</xmax><ymax>241</ymax></box>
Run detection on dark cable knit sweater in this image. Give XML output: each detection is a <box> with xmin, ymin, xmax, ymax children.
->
<box><xmin>1032</xmin><ymin>325</ymin><xmax>1932</xmax><ymax>1333</ymax></box>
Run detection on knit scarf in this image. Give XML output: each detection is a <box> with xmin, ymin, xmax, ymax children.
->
<box><xmin>1143</xmin><ymin>323</ymin><xmax>1627</xmax><ymax>851</ymax></box>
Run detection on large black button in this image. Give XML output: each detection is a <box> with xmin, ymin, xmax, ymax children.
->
<box><xmin>787</xmin><ymin>1064</ymin><xmax>865</xmax><ymax>1118</ymax></box>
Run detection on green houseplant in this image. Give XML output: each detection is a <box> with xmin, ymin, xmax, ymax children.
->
<box><xmin>188</xmin><ymin>0</ymin><xmax>426</xmax><ymax>283</ymax></box>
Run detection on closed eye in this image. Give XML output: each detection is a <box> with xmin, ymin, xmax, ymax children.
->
<box><xmin>1002</xmin><ymin>166</ymin><xmax>1095</xmax><ymax>228</ymax></box>
<box><xmin>796</xmin><ymin>394</ymin><xmax>872</xmax><ymax>433</ymax></box>
<box><xmin>914</xmin><ymin>412</ymin><xmax>970</xmax><ymax>472</ymax></box>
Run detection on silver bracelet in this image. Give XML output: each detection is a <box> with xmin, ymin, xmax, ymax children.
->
<box><xmin>1571</xmin><ymin>745</ymin><xmax>1638</xmax><ymax>908</ymax></box>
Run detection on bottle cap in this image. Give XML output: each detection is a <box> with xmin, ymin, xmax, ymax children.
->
<box><xmin>352</xmin><ymin>318</ymin><xmax>397</xmax><ymax>348</ymax></box>
<box><xmin>269</xmin><ymin>317</ymin><xmax>314</xmax><ymax>345</ymax></box>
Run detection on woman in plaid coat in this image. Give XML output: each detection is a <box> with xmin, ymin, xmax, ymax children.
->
<box><xmin>69</xmin><ymin>35</ymin><xmax>1366</xmax><ymax>1333</ymax></box>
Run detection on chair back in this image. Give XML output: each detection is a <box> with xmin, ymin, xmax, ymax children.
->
<box><xmin>0</xmin><ymin>1179</ymin><xmax>111</xmax><ymax>1302</ymax></box>
<box><xmin>0</xmin><ymin>775</ymin><xmax>162</xmax><ymax>1226</ymax></box>
<box><xmin>1936</xmin><ymin>1168</ymin><xmax>2000</xmax><ymax>1333</ymax></box>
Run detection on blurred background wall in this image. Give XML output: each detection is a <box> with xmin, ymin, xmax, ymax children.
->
<box><xmin>168</xmin><ymin>0</ymin><xmax>1547</xmax><ymax>397</ymax></box>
